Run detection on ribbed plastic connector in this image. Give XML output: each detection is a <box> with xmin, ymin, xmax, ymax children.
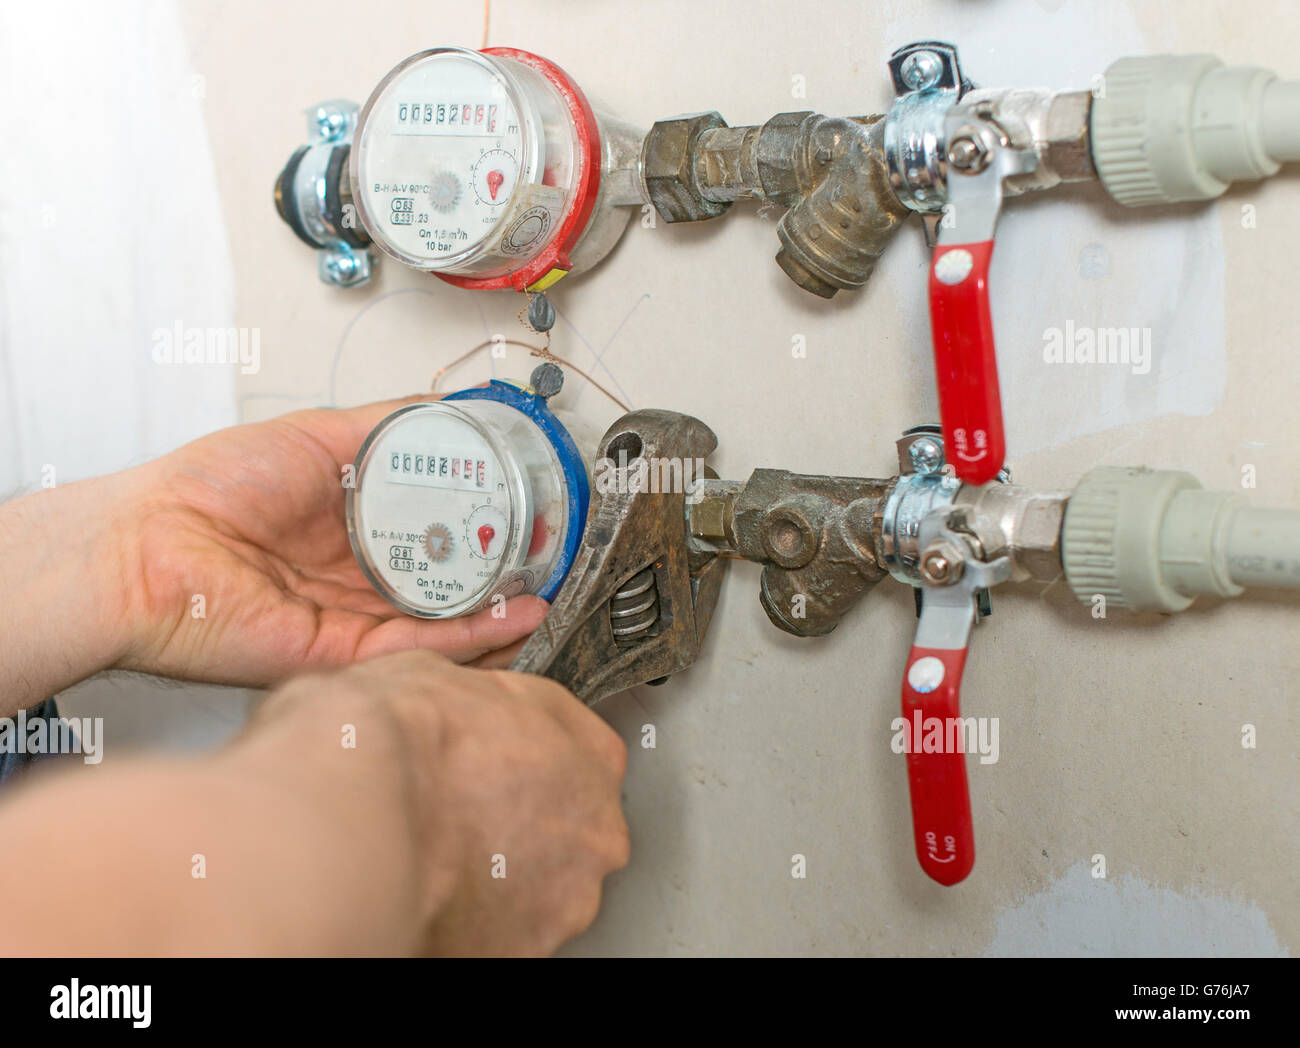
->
<box><xmin>1091</xmin><ymin>53</ymin><xmax>1298</xmax><ymax>206</ymax></box>
<box><xmin>1062</xmin><ymin>466</ymin><xmax>1244</xmax><ymax>612</ymax></box>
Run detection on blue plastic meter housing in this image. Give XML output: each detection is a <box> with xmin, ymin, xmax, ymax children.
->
<box><xmin>443</xmin><ymin>379</ymin><xmax>590</xmax><ymax>601</ymax></box>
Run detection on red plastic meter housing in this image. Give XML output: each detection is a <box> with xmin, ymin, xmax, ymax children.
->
<box><xmin>351</xmin><ymin>46</ymin><xmax>627</xmax><ymax>293</ymax></box>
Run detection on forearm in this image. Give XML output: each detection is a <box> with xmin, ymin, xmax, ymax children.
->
<box><xmin>0</xmin><ymin>678</ymin><xmax>448</xmax><ymax>955</ymax></box>
<box><xmin>0</xmin><ymin>474</ymin><xmax>145</xmax><ymax>715</ymax></box>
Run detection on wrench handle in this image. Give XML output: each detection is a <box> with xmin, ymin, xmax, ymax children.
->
<box><xmin>928</xmin><ymin>240</ymin><xmax>1005</xmax><ymax>486</ymax></box>
<box><xmin>901</xmin><ymin>645</ymin><xmax>976</xmax><ymax>886</ymax></box>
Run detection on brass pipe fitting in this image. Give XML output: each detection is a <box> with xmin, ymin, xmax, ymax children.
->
<box><xmin>643</xmin><ymin>110</ymin><xmax>914</xmax><ymax>297</ymax></box>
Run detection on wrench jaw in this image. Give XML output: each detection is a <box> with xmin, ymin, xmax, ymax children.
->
<box><xmin>509</xmin><ymin>409</ymin><xmax>729</xmax><ymax>705</ymax></box>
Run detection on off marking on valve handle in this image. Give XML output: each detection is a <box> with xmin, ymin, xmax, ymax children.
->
<box><xmin>928</xmin><ymin>239</ymin><xmax>1005</xmax><ymax>486</ymax></box>
<box><xmin>901</xmin><ymin>644</ymin><xmax>976</xmax><ymax>885</ymax></box>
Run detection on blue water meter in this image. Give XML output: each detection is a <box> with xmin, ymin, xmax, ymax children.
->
<box><xmin>346</xmin><ymin>372</ymin><xmax>589</xmax><ymax>618</ymax></box>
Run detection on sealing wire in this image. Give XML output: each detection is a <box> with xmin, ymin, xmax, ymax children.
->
<box><xmin>430</xmin><ymin>298</ymin><xmax>631</xmax><ymax>413</ymax></box>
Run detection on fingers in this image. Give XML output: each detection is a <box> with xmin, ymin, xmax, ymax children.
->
<box><xmin>354</xmin><ymin>596</ymin><xmax>548</xmax><ymax>664</ymax></box>
<box><xmin>334</xmin><ymin>391</ymin><xmax>463</xmax><ymax>447</ymax></box>
<box><xmin>491</xmin><ymin>669</ymin><xmax>629</xmax><ymax>782</ymax></box>
<box><xmin>283</xmin><ymin>572</ymin><xmax>408</xmax><ymax>621</ymax></box>
<box><xmin>589</xmin><ymin>721</ymin><xmax>630</xmax><ymax>784</ymax></box>
<box><xmin>467</xmin><ymin>636</ymin><xmax>532</xmax><ymax>670</ymax></box>
<box><xmin>322</xmin><ymin>644</ymin><xmax>629</xmax><ymax>957</ymax></box>
<box><xmin>581</xmin><ymin>802</ymin><xmax>633</xmax><ymax>873</ymax></box>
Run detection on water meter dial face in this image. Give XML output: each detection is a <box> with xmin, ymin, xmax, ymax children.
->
<box><xmin>346</xmin><ymin>395</ymin><xmax>581</xmax><ymax>619</ymax></box>
<box><xmin>352</xmin><ymin>47</ymin><xmax>586</xmax><ymax>283</ymax></box>
<box><xmin>347</xmin><ymin>404</ymin><xmax>522</xmax><ymax>617</ymax></box>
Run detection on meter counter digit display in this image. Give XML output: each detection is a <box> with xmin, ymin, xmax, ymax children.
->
<box><xmin>386</xmin><ymin>446</ymin><xmax>493</xmax><ymax>491</ymax></box>
<box><xmin>393</xmin><ymin>99</ymin><xmax>503</xmax><ymax>135</ymax></box>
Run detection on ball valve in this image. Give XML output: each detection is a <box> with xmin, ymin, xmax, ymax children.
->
<box><xmin>883</xmin><ymin>43</ymin><xmax>1300</xmax><ymax>487</ymax></box>
<box><xmin>683</xmin><ymin>427</ymin><xmax>1300</xmax><ymax>884</ymax></box>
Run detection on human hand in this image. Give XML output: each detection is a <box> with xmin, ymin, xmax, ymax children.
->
<box><xmin>0</xmin><ymin>396</ymin><xmax>547</xmax><ymax>711</ymax></box>
<box><xmin>254</xmin><ymin>649</ymin><xmax>630</xmax><ymax>956</ymax></box>
<box><xmin>121</xmin><ymin>396</ymin><xmax>548</xmax><ymax>685</ymax></box>
<box><xmin>0</xmin><ymin>649</ymin><xmax>627</xmax><ymax>957</ymax></box>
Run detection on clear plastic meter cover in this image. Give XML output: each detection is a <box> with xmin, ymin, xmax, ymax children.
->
<box><xmin>351</xmin><ymin>47</ymin><xmax>582</xmax><ymax>280</ymax></box>
<box><xmin>346</xmin><ymin>393</ymin><xmax>582</xmax><ymax>618</ymax></box>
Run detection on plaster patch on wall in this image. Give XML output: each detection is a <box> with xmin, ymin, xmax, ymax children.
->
<box><xmin>882</xmin><ymin>0</ymin><xmax>1226</xmax><ymax>455</ymax></box>
<box><xmin>984</xmin><ymin>863</ymin><xmax>1288</xmax><ymax>957</ymax></box>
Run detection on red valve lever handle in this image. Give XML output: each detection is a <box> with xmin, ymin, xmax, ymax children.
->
<box><xmin>901</xmin><ymin>644</ymin><xmax>975</xmax><ymax>886</ymax></box>
<box><xmin>927</xmin><ymin>240</ymin><xmax>1005</xmax><ymax>486</ymax></box>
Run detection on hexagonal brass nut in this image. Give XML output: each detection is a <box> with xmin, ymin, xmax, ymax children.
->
<box><xmin>642</xmin><ymin>111</ymin><xmax>732</xmax><ymax>223</ymax></box>
<box><xmin>919</xmin><ymin>540</ymin><xmax>966</xmax><ymax>585</ymax></box>
<box><xmin>1044</xmin><ymin>91</ymin><xmax>1096</xmax><ymax>183</ymax></box>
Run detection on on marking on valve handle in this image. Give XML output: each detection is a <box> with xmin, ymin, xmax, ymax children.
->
<box><xmin>952</xmin><ymin>427</ymin><xmax>989</xmax><ymax>464</ymax></box>
<box><xmin>924</xmin><ymin>830</ymin><xmax>962</xmax><ymax>874</ymax></box>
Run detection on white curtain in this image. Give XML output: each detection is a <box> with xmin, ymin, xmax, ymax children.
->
<box><xmin>0</xmin><ymin>0</ymin><xmax>238</xmax><ymax>494</ymax></box>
